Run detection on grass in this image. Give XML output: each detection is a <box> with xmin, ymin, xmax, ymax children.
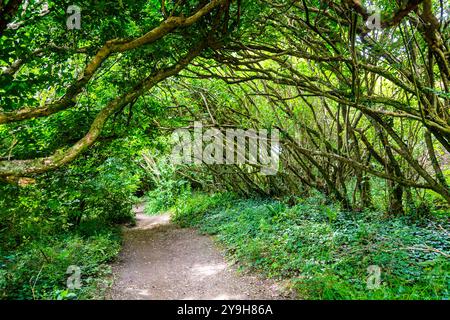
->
<box><xmin>172</xmin><ymin>192</ymin><xmax>450</xmax><ymax>300</ymax></box>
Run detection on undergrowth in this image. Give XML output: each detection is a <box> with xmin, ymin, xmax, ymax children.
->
<box><xmin>0</xmin><ymin>142</ymin><xmax>140</xmax><ymax>300</ymax></box>
<box><xmin>0</xmin><ymin>222</ymin><xmax>121</xmax><ymax>300</ymax></box>
<box><xmin>172</xmin><ymin>192</ymin><xmax>450</xmax><ymax>300</ymax></box>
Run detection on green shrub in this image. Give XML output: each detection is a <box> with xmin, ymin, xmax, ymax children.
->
<box><xmin>143</xmin><ymin>156</ymin><xmax>192</xmax><ymax>215</ymax></box>
<box><xmin>173</xmin><ymin>192</ymin><xmax>237</xmax><ymax>227</ymax></box>
<box><xmin>0</xmin><ymin>226</ymin><xmax>120</xmax><ymax>300</ymax></box>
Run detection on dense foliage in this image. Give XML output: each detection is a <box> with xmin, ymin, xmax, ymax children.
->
<box><xmin>0</xmin><ymin>134</ymin><xmax>145</xmax><ymax>299</ymax></box>
<box><xmin>0</xmin><ymin>0</ymin><xmax>449</xmax><ymax>300</ymax></box>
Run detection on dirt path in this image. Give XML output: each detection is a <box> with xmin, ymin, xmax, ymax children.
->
<box><xmin>108</xmin><ymin>204</ymin><xmax>286</xmax><ymax>300</ymax></box>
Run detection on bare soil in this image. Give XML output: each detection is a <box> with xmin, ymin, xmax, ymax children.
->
<box><xmin>108</xmin><ymin>204</ymin><xmax>288</xmax><ymax>300</ymax></box>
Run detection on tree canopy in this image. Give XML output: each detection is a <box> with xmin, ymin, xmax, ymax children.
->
<box><xmin>4</xmin><ymin>0</ymin><xmax>448</xmax><ymax>212</ymax></box>
<box><xmin>0</xmin><ymin>0</ymin><xmax>449</xmax><ymax>301</ymax></box>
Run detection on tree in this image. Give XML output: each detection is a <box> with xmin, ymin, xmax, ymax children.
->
<box><xmin>159</xmin><ymin>0</ymin><xmax>450</xmax><ymax>208</ymax></box>
<box><xmin>0</xmin><ymin>0</ymin><xmax>239</xmax><ymax>182</ymax></box>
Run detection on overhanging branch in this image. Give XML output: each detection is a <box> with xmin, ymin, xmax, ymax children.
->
<box><xmin>0</xmin><ymin>42</ymin><xmax>208</xmax><ymax>179</ymax></box>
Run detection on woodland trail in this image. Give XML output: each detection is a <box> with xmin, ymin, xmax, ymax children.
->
<box><xmin>108</xmin><ymin>203</ymin><xmax>287</xmax><ymax>300</ymax></box>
